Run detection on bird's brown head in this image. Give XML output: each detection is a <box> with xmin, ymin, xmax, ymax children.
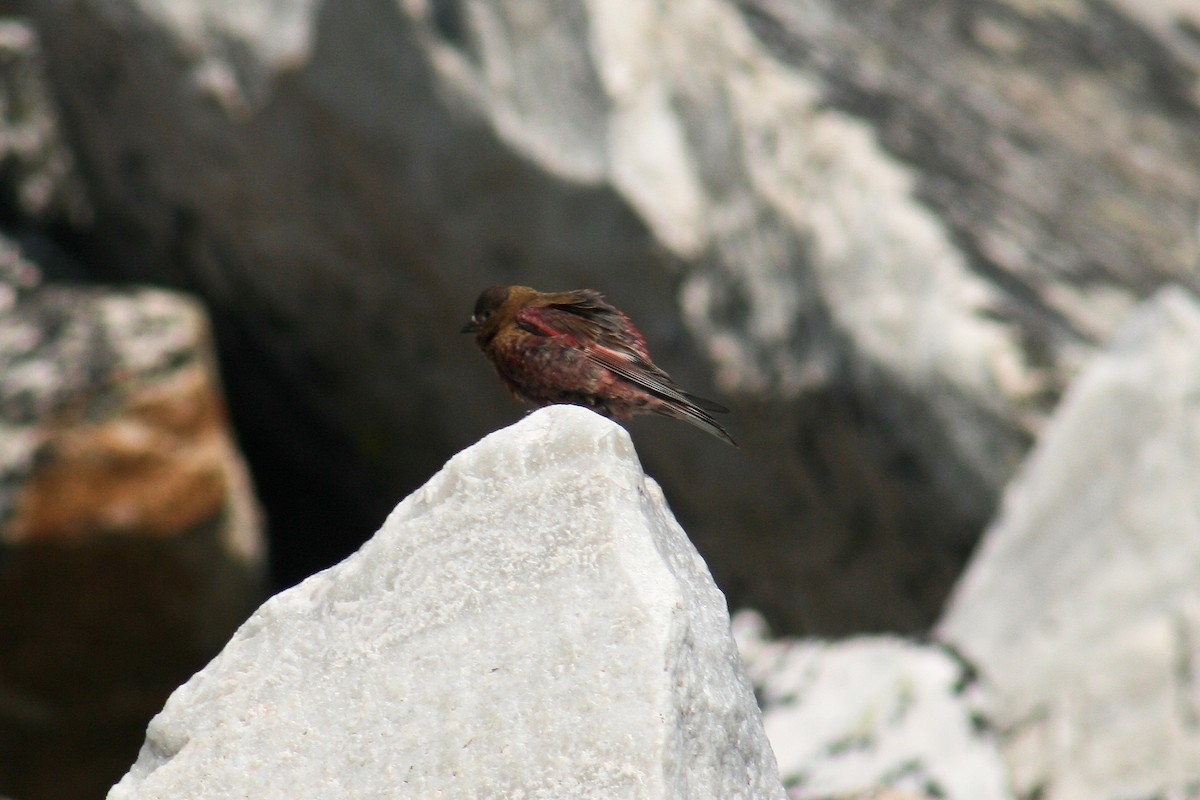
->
<box><xmin>461</xmin><ymin>285</ymin><xmax>538</xmax><ymax>345</ymax></box>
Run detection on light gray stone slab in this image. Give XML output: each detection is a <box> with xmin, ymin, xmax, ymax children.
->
<box><xmin>110</xmin><ymin>406</ymin><xmax>785</xmax><ymax>800</ymax></box>
<box><xmin>939</xmin><ymin>287</ymin><xmax>1200</xmax><ymax>800</ymax></box>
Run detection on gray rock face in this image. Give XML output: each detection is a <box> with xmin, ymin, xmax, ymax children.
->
<box><xmin>0</xmin><ymin>246</ymin><xmax>265</xmax><ymax>800</ymax></box>
<box><xmin>109</xmin><ymin>406</ymin><xmax>785</xmax><ymax>800</ymax></box>
<box><xmin>0</xmin><ymin>16</ymin><xmax>87</xmax><ymax>226</ymax></box>
<box><xmin>938</xmin><ymin>287</ymin><xmax>1200</xmax><ymax>800</ymax></box>
<box><xmin>734</xmin><ymin>611</ymin><xmax>1013</xmax><ymax>800</ymax></box>
<box><xmin>26</xmin><ymin>0</ymin><xmax>1200</xmax><ymax>633</ymax></box>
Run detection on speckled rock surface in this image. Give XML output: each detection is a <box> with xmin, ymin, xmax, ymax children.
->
<box><xmin>735</xmin><ymin>611</ymin><xmax>1013</xmax><ymax>800</ymax></box>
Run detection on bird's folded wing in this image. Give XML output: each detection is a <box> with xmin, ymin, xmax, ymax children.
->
<box><xmin>515</xmin><ymin>302</ymin><xmax>728</xmax><ymax>414</ymax></box>
<box><xmin>517</xmin><ymin>298</ymin><xmax>651</xmax><ymax>357</ymax></box>
<box><xmin>583</xmin><ymin>346</ymin><xmax>730</xmax><ymax>413</ymax></box>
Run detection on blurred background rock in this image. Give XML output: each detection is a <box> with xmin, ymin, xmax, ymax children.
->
<box><xmin>1</xmin><ymin>0</ymin><xmax>1198</xmax><ymax>797</ymax></box>
<box><xmin>0</xmin><ymin>14</ymin><xmax>264</xmax><ymax>799</ymax></box>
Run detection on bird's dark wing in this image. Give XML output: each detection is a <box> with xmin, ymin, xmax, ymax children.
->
<box><xmin>515</xmin><ymin>297</ymin><xmax>730</xmax><ymax>414</ymax></box>
<box><xmin>515</xmin><ymin>292</ymin><xmax>652</xmax><ymax>360</ymax></box>
<box><xmin>581</xmin><ymin>345</ymin><xmax>729</xmax><ymax>413</ymax></box>
<box><xmin>515</xmin><ymin>297</ymin><xmax>681</xmax><ymax>397</ymax></box>
<box><xmin>515</xmin><ymin>294</ymin><xmax>735</xmax><ymax>444</ymax></box>
<box><xmin>581</xmin><ymin>342</ymin><xmax>736</xmax><ymax>446</ymax></box>
<box><xmin>586</xmin><ymin>342</ymin><xmax>736</xmax><ymax>445</ymax></box>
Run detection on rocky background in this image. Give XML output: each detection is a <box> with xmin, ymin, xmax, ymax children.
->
<box><xmin>1</xmin><ymin>0</ymin><xmax>1198</xmax><ymax>798</ymax></box>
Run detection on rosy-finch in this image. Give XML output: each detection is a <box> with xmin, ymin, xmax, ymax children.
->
<box><xmin>462</xmin><ymin>285</ymin><xmax>736</xmax><ymax>446</ymax></box>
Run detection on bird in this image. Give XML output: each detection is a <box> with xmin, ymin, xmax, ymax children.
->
<box><xmin>462</xmin><ymin>285</ymin><xmax>736</xmax><ymax>446</ymax></box>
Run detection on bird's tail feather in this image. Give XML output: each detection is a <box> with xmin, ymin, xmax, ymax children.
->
<box><xmin>681</xmin><ymin>390</ymin><xmax>730</xmax><ymax>414</ymax></box>
<box><xmin>663</xmin><ymin>402</ymin><xmax>738</xmax><ymax>447</ymax></box>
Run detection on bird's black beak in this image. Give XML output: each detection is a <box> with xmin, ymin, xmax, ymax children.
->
<box><xmin>460</xmin><ymin>317</ymin><xmax>481</xmax><ymax>334</ymax></box>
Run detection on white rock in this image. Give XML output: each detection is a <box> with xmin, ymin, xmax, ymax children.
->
<box><xmin>938</xmin><ymin>287</ymin><xmax>1200</xmax><ymax>800</ymax></box>
<box><xmin>734</xmin><ymin>611</ymin><xmax>1013</xmax><ymax>800</ymax></box>
<box><xmin>109</xmin><ymin>405</ymin><xmax>785</xmax><ymax>800</ymax></box>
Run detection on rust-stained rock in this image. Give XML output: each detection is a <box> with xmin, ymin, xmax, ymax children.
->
<box><xmin>11</xmin><ymin>368</ymin><xmax>240</xmax><ymax>543</ymax></box>
<box><xmin>0</xmin><ymin>241</ymin><xmax>265</xmax><ymax>800</ymax></box>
